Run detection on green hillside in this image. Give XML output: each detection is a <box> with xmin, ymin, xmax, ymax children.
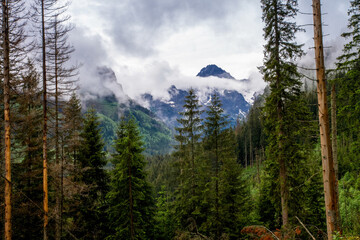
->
<box><xmin>86</xmin><ymin>95</ymin><xmax>174</xmax><ymax>155</ymax></box>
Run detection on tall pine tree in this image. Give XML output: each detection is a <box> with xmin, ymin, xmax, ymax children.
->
<box><xmin>107</xmin><ymin>117</ymin><xmax>155</xmax><ymax>240</ymax></box>
<box><xmin>203</xmin><ymin>93</ymin><xmax>248</xmax><ymax>239</ymax></box>
<box><xmin>174</xmin><ymin>88</ymin><xmax>204</xmax><ymax>232</ymax></box>
<box><xmin>260</xmin><ymin>0</ymin><xmax>316</xmax><ymax>229</ymax></box>
<box><xmin>73</xmin><ymin>108</ymin><xmax>109</xmax><ymax>239</ymax></box>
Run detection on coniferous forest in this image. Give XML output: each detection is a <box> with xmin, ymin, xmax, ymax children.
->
<box><xmin>1</xmin><ymin>0</ymin><xmax>360</xmax><ymax>239</ymax></box>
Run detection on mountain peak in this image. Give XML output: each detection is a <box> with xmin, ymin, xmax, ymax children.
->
<box><xmin>196</xmin><ymin>64</ymin><xmax>235</xmax><ymax>79</ymax></box>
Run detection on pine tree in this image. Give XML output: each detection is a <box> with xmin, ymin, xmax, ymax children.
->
<box><xmin>260</xmin><ymin>0</ymin><xmax>314</xmax><ymax>229</ymax></box>
<box><xmin>106</xmin><ymin>117</ymin><xmax>155</xmax><ymax>240</ymax></box>
<box><xmin>335</xmin><ymin>0</ymin><xmax>360</xmax><ymax>235</ymax></box>
<box><xmin>73</xmin><ymin>108</ymin><xmax>109</xmax><ymax>239</ymax></box>
<box><xmin>337</xmin><ymin>0</ymin><xmax>360</xmax><ymax>71</ymax></box>
<box><xmin>174</xmin><ymin>88</ymin><xmax>204</xmax><ymax>231</ymax></box>
<box><xmin>219</xmin><ymin>129</ymin><xmax>248</xmax><ymax>239</ymax></box>
<box><xmin>202</xmin><ymin>92</ymin><xmax>227</xmax><ymax>238</ymax></box>
<box><xmin>336</xmin><ymin>0</ymin><xmax>360</xmax><ymax>156</ymax></box>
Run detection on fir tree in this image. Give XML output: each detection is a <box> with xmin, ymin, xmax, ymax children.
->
<box><xmin>107</xmin><ymin>117</ymin><xmax>155</xmax><ymax>240</ymax></box>
<box><xmin>73</xmin><ymin>108</ymin><xmax>109</xmax><ymax>239</ymax></box>
<box><xmin>336</xmin><ymin>0</ymin><xmax>360</xmax><ymax>161</ymax></box>
<box><xmin>202</xmin><ymin>92</ymin><xmax>227</xmax><ymax>238</ymax></box>
<box><xmin>260</xmin><ymin>0</ymin><xmax>315</xmax><ymax>229</ymax></box>
<box><xmin>335</xmin><ymin>1</ymin><xmax>360</xmax><ymax>235</ymax></box>
<box><xmin>174</xmin><ymin>88</ymin><xmax>204</xmax><ymax>231</ymax></box>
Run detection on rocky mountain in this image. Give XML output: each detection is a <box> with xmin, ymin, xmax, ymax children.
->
<box><xmin>142</xmin><ymin>64</ymin><xmax>251</xmax><ymax>128</ymax></box>
<box><xmin>197</xmin><ymin>64</ymin><xmax>235</xmax><ymax>79</ymax></box>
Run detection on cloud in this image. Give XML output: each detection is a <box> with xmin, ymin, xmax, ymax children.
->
<box><xmin>68</xmin><ymin>0</ymin><xmax>351</xmax><ymax>106</ymax></box>
<box><xmin>113</xmin><ymin>61</ymin><xmax>265</xmax><ymax>104</ymax></box>
<box><xmin>70</xmin><ymin>0</ymin><xmax>259</xmax><ymax>58</ymax></box>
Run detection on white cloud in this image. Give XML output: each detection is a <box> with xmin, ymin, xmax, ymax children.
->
<box><xmin>68</xmin><ymin>0</ymin><xmax>351</xmax><ymax>104</ymax></box>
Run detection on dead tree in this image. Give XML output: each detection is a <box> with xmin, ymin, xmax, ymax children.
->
<box><xmin>312</xmin><ymin>1</ymin><xmax>340</xmax><ymax>238</ymax></box>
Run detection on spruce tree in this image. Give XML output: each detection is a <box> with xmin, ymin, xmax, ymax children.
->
<box><xmin>219</xmin><ymin>129</ymin><xmax>248</xmax><ymax>239</ymax></box>
<box><xmin>73</xmin><ymin>108</ymin><xmax>109</xmax><ymax>239</ymax></box>
<box><xmin>335</xmin><ymin>1</ymin><xmax>360</xmax><ymax>235</ymax></box>
<box><xmin>107</xmin><ymin>117</ymin><xmax>155</xmax><ymax>240</ymax></box>
<box><xmin>260</xmin><ymin>0</ymin><xmax>315</xmax><ymax>229</ymax></box>
<box><xmin>336</xmin><ymin>0</ymin><xmax>360</xmax><ymax>159</ymax></box>
<box><xmin>174</xmin><ymin>88</ymin><xmax>204</xmax><ymax>231</ymax></box>
<box><xmin>203</xmin><ymin>94</ymin><xmax>248</xmax><ymax>239</ymax></box>
<box><xmin>202</xmin><ymin>92</ymin><xmax>227</xmax><ymax>238</ymax></box>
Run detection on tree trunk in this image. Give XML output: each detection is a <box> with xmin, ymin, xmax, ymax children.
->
<box><xmin>312</xmin><ymin>1</ymin><xmax>339</xmax><ymax>238</ymax></box>
<box><xmin>41</xmin><ymin>0</ymin><xmax>49</xmax><ymax>239</ymax></box>
<box><xmin>54</xmin><ymin>17</ymin><xmax>62</xmax><ymax>240</ymax></box>
<box><xmin>331</xmin><ymin>84</ymin><xmax>341</xmax><ymax>231</ymax></box>
<box><xmin>2</xmin><ymin>1</ymin><xmax>12</xmax><ymax>239</ymax></box>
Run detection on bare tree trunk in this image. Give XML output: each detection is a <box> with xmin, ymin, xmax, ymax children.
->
<box><xmin>54</xmin><ymin>17</ymin><xmax>62</xmax><ymax>240</ymax></box>
<box><xmin>331</xmin><ymin>84</ymin><xmax>341</xmax><ymax>231</ymax></box>
<box><xmin>312</xmin><ymin>1</ymin><xmax>339</xmax><ymax>238</ymax></box>
<box><xmin>41</xmin><ymin>0</ymin><xmax>49</xmax><ymax>239</ymax></box>
<box><xmin>2</xmin><ymin>1</ymin><xmax>12</xmax><ymax>239</ymax></box>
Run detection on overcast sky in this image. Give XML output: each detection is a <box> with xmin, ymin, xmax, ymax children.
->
<box><xmin>68</xmin><ymin>0</ymin><xmax>351</xmax><ymax>101</ymax></box>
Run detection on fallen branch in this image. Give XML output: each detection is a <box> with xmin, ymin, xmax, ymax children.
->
<box><xmin>296</xmin><ymin>216</ymin><xmax>316</xmax><ymax>240</ymax></box>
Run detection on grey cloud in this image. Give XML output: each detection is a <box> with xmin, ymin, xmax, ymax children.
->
<box><xmin>91</xmin><ymin>0</ymin><xmax>246</xmax><ymax>57</ymax></box>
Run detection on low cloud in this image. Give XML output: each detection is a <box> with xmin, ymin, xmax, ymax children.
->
<box><xmin>68</xmin><ymin>0</ymin><xmax>350</xmax><ymax>107</ymax></box>
<box><xmin>113</xmin><ymin>61</ymin><xmax>266</xmax><ymax>104</ymax></box>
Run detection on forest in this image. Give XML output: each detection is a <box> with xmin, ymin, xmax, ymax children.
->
<box><xmin>0</xmin><ymin>0</ymin><xmax>359</xmax><ymax>239</ymax></box>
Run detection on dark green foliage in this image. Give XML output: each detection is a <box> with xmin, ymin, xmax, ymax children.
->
<box><xmin>218</xmin><ymin>129</ymin><xmax>249</xmax><ymax>239</ymax></box>
<box><xmin>336</xmin><ymin>0</ymin><xmax>360</xmax><ymax>156</ymax></box>
<box><xmin>146</xmin><ymin>154</ymin><xmax>178</xmax><ymax>195</ymax></box>
<box><xmin>72</xmin><ymin>108</ymin><xmax>109</xmax><ymax>239</ymax></box>
<box><xmin>337</xmin><ymin>0</ymin><xmax>360</xmax><ymax>70</ymax></box>
<box><xmin>236</xmin><ymin>94</ymin><xmax>266</xmax><ymax>168</ymax></box>
<box><xmin>154</xmin><ymin>186</ymin><xmax>176</xmax><ymax>240</ymax></box>
<box><xmin>174</xmin><ymin>88</ymin><xmax>204</xmax><ymax>230</ymax></box>
<box><xmin>335</xmin><ymin>1</ymin><xmax>360</xmax><ymax>235</ymax></box>
<box><xmin>201</xmin><ymin>93</ymin><xmax>249</xmax><ymax>239</ymax></box>
<box><xmin>260</xmin><ymin>0</ymin><xmax>323</xmax><ymax>230</ymax></box>
<box><xmin>107</xmin><ymin>117</ymin><xmax>155</xmax><ymax>240</ymax></box>
<box><xmin>339</xmin><ymin>172</ymin><xmax>360</xmax><ymax>234</ymax></box>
